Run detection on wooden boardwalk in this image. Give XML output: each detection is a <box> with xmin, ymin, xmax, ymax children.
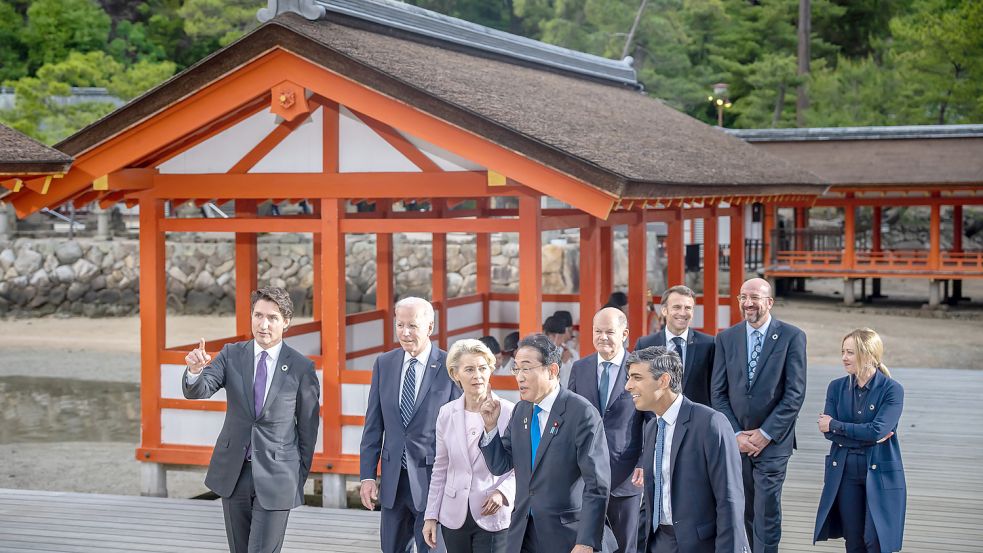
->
<box><xmin>1</xmin><ymin>365</ymin><xmax>979</xmax><ymax>552</ymax></box>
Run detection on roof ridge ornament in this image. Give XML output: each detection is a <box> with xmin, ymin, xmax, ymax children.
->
<box><xmin>258</xmin><ymin>0</ymin><xmax>326</xmax><ymax>23</ymax></box>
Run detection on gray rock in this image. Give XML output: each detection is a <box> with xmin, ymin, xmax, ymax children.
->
<box><xmin>214</xmin><ymin>259</ymin><xmax>235</xmax><ymax>275</ymax></box>
<box><xmin>120</xmin><ymin>288</ymin><xmax>138</xmax><ymax>306</ymax></box>
<box><xmin>85</xmin><ymin>246</ymin><xmax>104</xmax><ymax>267</ymax></box>
<box><xmin>0</xmin><ymin>249</ymin><xmax>15</xmax><ymax>271</ymax></box>
<box><xmin>14</xmin><ymin>248</ymin><xmax>43</xmax><ymax>274</ymax></box>
<box><xmin>67</xmin><ymin>281</ymin><xmax>87</xmax><ymax>302</ymax></box>
<box><xmin>48</xmin><ymin>284</ymin><xmax>66</xmax><ymax>305</ymax></box>
<box><xmin>54</xmin><ymin>240</ymin><xmax>84</xmax><ymax>265</ymax></box>
<box><xmin>216</xmin><ymin>272</ymin><xmax>231</xmax><ymax>287</ymax></box>
<box><xmin>168</xmin><ymin>266</ymin><xmax>189</xmax><ymax>285</ymax></box>
<box><xmin>29</xmin><ymin>269</ymin><xmax>50</xmax><ymax>288</ymax></box>
<box><xmin>193</xmin><ymin>271</ymin><xmax>215</xmax><ymax>291</ymax></box>
<box><xmin>446</xmin><ymin>272</ymin><xmax>463</xmax><ymax>298</ymax></box>
<box><xmin>53</xmin><ymin>264</ymin><xmax>75</xmax><ymax>284</ymax></box>
<box><xmin>73</xmin><ymin>258</ymin><xmax>99</xmax><ymax>283</ymax></box>
<box><xmin>270</xmin><ymin>277</ymin><xmax>286</xmax><ymax>289</ymax></box>
<box><xmin>345</xmin><ymin>277</ymin><xmax>362</xmax><ymax>302</ymax></box>
<box><xmin>96</xmin><ymin>289</ymin><xmax>121</xmax><ymax>304</ymax></box>
<box><xmin>270</xmin><ymin>255</ymin><xmax>292</xmax><ymax>269</ymax></box>
<box><xmin>90</xmin><ymin>275</ymin><xmax>107</xmax><ymax>291</ymax></box>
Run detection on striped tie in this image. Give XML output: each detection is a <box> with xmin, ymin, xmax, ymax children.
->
<box><xmin>400</xmin><ymin>358</ymin><xmax>418</xmax><ymax>428</ymax></box>
<box><xmin>748</xmin><ymin>330</ymin><xmax>763</xmax><ymax>383</ymax></box>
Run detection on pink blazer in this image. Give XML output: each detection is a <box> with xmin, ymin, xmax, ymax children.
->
<box><xmin>425</xmin><ymin>393</ymin><xmax>516</xmax><ymax>532</ymax></box>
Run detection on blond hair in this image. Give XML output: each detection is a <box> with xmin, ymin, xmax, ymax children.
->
<box><xmin>446</xmin><ymin>338</ymin><xmax>497</xmax><ymax>386</ymax></box>
<box><xmin>842</xmin><ymin>328</ymin><xmax>891</xmax><ymax>381</ymax></box>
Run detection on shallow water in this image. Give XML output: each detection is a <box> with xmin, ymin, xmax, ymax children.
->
<box><xmin>0</xmin><ymin>376</ymin><xmax>140</xmax><ymax>443</ymax></box>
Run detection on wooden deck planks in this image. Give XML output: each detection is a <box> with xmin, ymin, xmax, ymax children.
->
<box><xmin>1</xmin><ymin>365</ymin><xmax>980</xmax><ymax>552</ymax></box>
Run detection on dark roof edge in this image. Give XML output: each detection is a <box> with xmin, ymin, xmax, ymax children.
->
<box><xmin>309</xmin><ymin>0</ymin><xmax>638</xmax><ymax>87</ymax></box>
<box><xmin>0</xmin><ymin>161</ymin><xmax>73</xmax><ymax>175</ymax></box>
<box><xmin>726</xmin><ymin>124</ymin><xmax>983</xmax><ymax>142</ymax></box>
<box><xmin>622</xmin><ymin>181</ymin><xmax>829</xmax><ymax>199</ymax></box>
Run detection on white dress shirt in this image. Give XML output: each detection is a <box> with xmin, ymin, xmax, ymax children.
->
<box><xmin>665</xmin><ymin>327</ymin><xmax>689</xmax><ymax>361</ymax></box>
<box><xmin>655</xmin><ymin>393</ymin><xmax>683</xmax><ymax>525</ymax></box>
<box><xmin>596</xmin><ymin>348</ymin><xmax>625</xmax><ymax>408</ymax></box>
<box><xmin>482</xmin><ymin>384</ymin><xmax>560</xmax><ymax>445</ymax></box>
<box><xmin>186</xmin><ymin>340</ymin><xmax>283</xmax><ymax>409</ymax></box>
<box><xmin>399</xmin><ymin>341</ymin><xmax>432</xmax><ymax>408</ymax></box>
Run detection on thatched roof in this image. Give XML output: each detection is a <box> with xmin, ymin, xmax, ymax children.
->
<box><xmin>0</xmin><ymin>124</ymin><xmax>72</xmax><ymax>175</ymax></box>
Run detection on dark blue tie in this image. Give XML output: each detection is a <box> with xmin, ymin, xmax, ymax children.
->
<box><xmin>530</xmin><ymin>405</ymin><xmax>543</xmax><ymax>469</ymax></box>
<box><xmin>653</xmin><ymin>417</ymin><xmax>667</xmax><ymax>529</ymax></box>
<box><xmin>672</xmin><ymin>336</ymin><xmax>685</xmax><ymax>367</ymax></box>
<box><xmin>400</xmin><ymin>358</ymin><xmax>418</xmax><ymax>428</ymax></box>
<box><xmin>598</xmin><ymin>361</ymin><xmax>613</xmax><ymax>410</ymax></box>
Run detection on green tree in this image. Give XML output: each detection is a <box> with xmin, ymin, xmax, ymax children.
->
<box><xmin>178</xmin><ymin>0</ymin><xmax>259</xmax><ymax>47</ymax></box>
<box><xmin>22</xmin><ymin>0</ymin><xmax>111</xmax><ymax>70</ymax></box>
<box><xmin>0</xmin><ymin>0</ymin><xmax>28</xmax><ymax>81</ymax></box>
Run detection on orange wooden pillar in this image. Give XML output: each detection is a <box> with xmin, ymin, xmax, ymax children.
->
<box><xmin>627</xmin><ymin>214</ymin><xmax>647</xmax><ymax>341</ymax></box>
<box><xmin>432</xmin><ymin>200</ymin><xmax>448</xmax><ymax>349</ymax></box>
<box><xmin>871</xmin><ymin>205</ymin><xmax>883</xmax><ymax>298</ymax></box>
<box><xmin>476</xmin><ymin>199</ymin><xmax>492</xmax><ymax>335</ymax></box>
<box><xmin>579</xmin><ymin>218</ymin><xmax>602</xmax><ymax>355</ymax></box>
<box><xmin>794</xmin><ymin>206</ymin><xmax>806</xmax><ymax>251</ymax></box>
<box><xmin>929</xmin><ymin>195</ymin><xmax>941</xmax><ymax>270</ymax></box>
<box><xmin>666</xmin><ymin>208</ymin><xmax>685</xmax><ymax>287</ymax></box>
<box><xmin>312</xmin><ymin>201</ymin><xmax>323</xmax><ymax>321</ymax></box>
<box><xmin>762</xmin><ymin>204</ymin><xmax>776</xmax><ymax>266</ymax></box>
<box><xmin>235</xmin><ymin>200</ymin><xmax>258</xmax><ymax>335</ymax></box>
<box><xmin>843</xmin><ymin>196</ymin><xmax>855</xmax><ymax>269</ymax></box>
<box><xmin>319</xmin><ymin>198</ymin><xmax>344</xmax><ymax>474</ymax></box>
<box><xmin>953</xmin><ymin>204</ymin><xmax>964</xmax><ymax>301</ymax></box>
<box><xmin>518</xmin><ymin>191</ymin><xmax>542</xmax><ymax>337</ymax></box>
<box><xmin>729</xmin><ymin>206</ymin><xmax>745</xmax><ymax>325</ymax></box>
<box><xmin>137</xmin><ymin>193</ymin><xmax>165</xmax><ymax>494</ymax></box>
<box><xmin>703</xmin><ymin>210</ymin><xmax>719</xmax><ymax>334</ymax></box>
<box><xmin>375</xmin><ymin>200</ymin><xmax>394</xmax><ymax>347</ymax></box>
<box><xmin>599</xmin><ymin>225</ymin><xmax>613</xmax><ymax>298</ymax></box>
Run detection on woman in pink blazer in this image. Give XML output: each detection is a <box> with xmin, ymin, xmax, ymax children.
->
<box><xmin>423</xmin><ymin>339</ymin><xmax>516</xmax><ymax>553</ymax></box>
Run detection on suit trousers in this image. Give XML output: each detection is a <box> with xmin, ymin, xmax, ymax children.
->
<box><xmin>519</xmin><ymin>516</ymin><xmax>539</xmax><ymax>553</ymax></box>
<box><xmin>607</xmin><ymin>494</ymin><xmax>641</xmax><ymax>553</ymax></box>
<box><xmin>222</xmin><ymin>461</ymin><xmax>291</xmax><ymax>553</ymax></box>
<box><xmin>381</xmin><ymin>468</ymin><xmax>429</xmax><ymax>553</ymax></box>
<box><xmin>836</xmin><ymin>451</ymin><xmax>881</xmax><ymax>553</ymax></box>
<box><xmin>741</xmin><ymin>454</ymin><xmax>790</xmax><ymax>553</ymax></box>
<box><xmin>647</xmin><ymin>525</ymin><xmax>678</xmax><ymax>553</ymax></box>
<box><xmin>441</xmin><ymin>507</ymin><xmax>508</xmax><ymax>553</ymax></box>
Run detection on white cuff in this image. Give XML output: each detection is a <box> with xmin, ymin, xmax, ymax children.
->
<box><xmin>480</xmin><ymin>428</ymin><xmax>499</xmax><ymax>447</ymax></box>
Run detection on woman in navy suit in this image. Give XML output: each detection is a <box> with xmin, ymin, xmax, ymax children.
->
<box><xmin>814</xmin><ymin>328</ymin><xmax>906</xmax><ymax>553</ymax></box>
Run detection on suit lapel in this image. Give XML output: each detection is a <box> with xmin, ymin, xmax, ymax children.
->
<box><xmin>410</xmin><ymin>344</ymin><xmax>441</xmax><ymax>422</ymax></box>
<box><xmin>683</xmin><ymin>332</ymin><xmax>696</xmax><ymax>390</ymax></box>
<box><xmin>516</xmin><ymin>401</ymin><xmax>533</xmax><ymax>474</ymax></box>
<box><xmin>583</xmin><ymin>354</ymin><xmax>602</xmax><ymax>413</ymax></box>
<box><xmin>609</xmin><ymin>354</ymin><xmax>629</xmax><ymax>409</ymax></box>
<box><xmin>465</xmin><ymin>396</ymin><xmax>485</xmax><ymax>465</ymax></box>
<box><xmin>735</xmin><ymin>325</ymin><xmax>750</xmax><ymax>390</ymax></box>
<box><xmin>532</xmin><ymin>389</ymin><xmax>566</xmax><ymax>475</ymax></box>
<box><xmin>259</xmin><ymin>345</ymin><xmax>291</xmax><ymax>420</ymax></box>
<box><xmin>749</xmin><ymin>319</ymin><xmax>781</xmax><ymax>391</ymax></box>
<box><xmin>669</xmin><ymin>398</ymin><xmax>691</xmax><ymax>486</ymax></box>
<box><xmin>241</xmin><ymin>341</ymin><xmax>257</xmax><ymax>419</ymax></box>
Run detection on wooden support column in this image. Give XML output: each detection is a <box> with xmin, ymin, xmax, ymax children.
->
<box><xmin>433</xmin><ymin>200</ymin><xmax>448</xmax><ymax>349</ymax></box>
<box><xmin>312</xmin><ymin>201</ymin><xmax>322</xmax><ymax>320</ymax></box>
<box><xmin>376</xmin><ymin>200</ymin><xmax>394</xmax><ymax>347</ymax></box>
<box><xmin>666</xmin><ymin>208</ymin><xmax>685</xmax><ymax>287</ymax></box>
<box><xmin>518</xmin><ymin>192</ymin><xmax>542</xmax><ymax>338</ymax></box>
<box><xmin>871</xmin><ymin>205</ymin><xmax>882</xmax><ymax>299</ymax></box>
<box><xmin>843</xmin><ymin>197</ymin><xmax>855</xmax><ymax>270</ymax></box>
<box><xmin>627</xmin><ymin>215</ymin><xmax>647</xmax><ymax>341</ymax></box>
<box><xmin>138</xmin><ymin>194</ymin><xmax>165</xmax><ymax>460</ymax></box>
<box><xmin>476</xmin><ymin>198</ymin><xmax>492</xmax><ymax>336</ymax></box>
<box><xmin>600</xmin><ymin>225</ymin><xmax>613</xmax><ymax>298</ymax></box>
<box><xmin>729</xmin><ymin>207</ymin><xmax>745</xmax><ymax>325</ymax></box>
<box><xmin>703</xmin><ymin>212</ymin><xmax>719</xmax><ymax>334</ymax></box>
<box><xmin>763</xmin><ymin>204</ymin><xmax>776</xmax><ymax>266</ymax></box>
<box><xmin>319</xmin><ymin>198</ymin><xmax>344</xmax><ymax>471</ymax></box>
<box><xmin>953</xmin><ymin>204</ymin><xmax>964</xmax><ymax>302</ymax></box>
<box><xmin>579</xmin><ymin>217</ymin><xmax>602</xmax><ymax>355</ymax></box>
<box><xmin>235</xmin><ymin>200</ymin><xmax>258</xmax><ymax>336</ymax></box>
<box><xmin>794</xmin><ymin>206</ymin><xmax>806</xmax><ymax>251</ymax></box>
<box><xmin>929</xmin><ymin>195</ymin><xmax>941</xmax><ymax>270</ymax></box>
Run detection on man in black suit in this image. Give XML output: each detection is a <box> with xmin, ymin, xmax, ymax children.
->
<box><xmin>634</xmin><ymin>285</ymin><xmax>715</xmax><ymax>406</ymax></box>
<box><xmin>710</xmin><ymin>278</ymin><xmax>807</xmax><ymax>553</ymax></box>
<box><xmin>626</xmin><ymin>346</ymin><xmax>749</xmax><ymax>553</ymax></box>
<box><xmin>568</xmin><ymin>307</ymin><xmax>645</xmax><ymax>553</ymax></box>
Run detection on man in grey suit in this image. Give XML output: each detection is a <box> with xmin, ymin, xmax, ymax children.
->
<box><xmin>183</xmin><ymin>286</ymin><xmax>321</xmax><ymax>553</ymax></box>
<box><xmin>359</xmin><ymin>297</ymin><xmax>460</xmax><ymax>553</ymax></box>
<box><xmin>626</xmin><ymin>346</ymin><xmax>749</xmax><ymax>553</ymax></box>
<box><xmin>634</xmin><ymin>285</ymin><xmax>715</xmax><ymax>406</ymax></box>
<box><xmin>480</xmin><ymin>334</ymin><xmax>616</xmax><ymax>553</ymax></box>
<box><xmin>568</xmin><ymin>307</ymin><xmax>645</xmax><ymax>553</ymax></box>
<box><xmin>711</xmin><ymin>278</ymin><xmax>807</xmax><ymax>553</ymax></box>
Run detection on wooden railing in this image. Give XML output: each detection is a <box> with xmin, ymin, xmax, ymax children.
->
<box><xmin>770</xmin><ymin>248</ymin><xmax>983</xmax><ymax>276</ymax></box>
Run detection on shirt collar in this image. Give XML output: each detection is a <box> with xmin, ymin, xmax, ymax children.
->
<box><xmin>597</xmin><ymin>348</ymin><xmax>625</xmax><ymax>369</ymax></box>
<box><xmin>659</xmin><ymin>393</ymin><xmax>684</xmax><ymax>426</ymax></box>
<box><xmin>536</xmin><ymin>383</ymin><xmax>561</xmax><ymax>413</ymax></box>
<box><xmin>664</xmin><ymin>326</ymin><xmax>689</xmax><ymax>343</ymax></box>
<box><xmin>254</xmin><ymin>340</ymin><xmax>284</xmax><ymax>364</ymax></box>
<box><xmin>746</xmin><ymin>315</ymin><xmax>772</xmax><ymax>338</ymax></box>
<box><xmin>402</xmin><ymin>341</ymin><xmax>433</xmax><ymax>368</ymax></box>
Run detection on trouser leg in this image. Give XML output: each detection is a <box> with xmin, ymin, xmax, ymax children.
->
<box><xmin>607</xmin><ymin>494</ymin><xmax>641</xmax><ymax>553</ymax></box>
<box><xmin>749</xmin><ymin>455</ymin><xmax>790</xmax><ymax>553</ymax></box>
<box><xmin>222</xmin><ymin>461</ymin><xmax>254</xmax><ymax>553</ymax></box>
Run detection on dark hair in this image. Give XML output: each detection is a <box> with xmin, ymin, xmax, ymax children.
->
<box><xmin>543</xmin><ymin>315</ymin><xmax>566</xmax><ymax>335</ymax></box>
<box><xmin>479</xmin><ymin>335</ymin><xmax>501</xmax><ymax>355</ymax></box>
<box><xmin>553</xmin><ymin>310</ymin><xmax>573</xmax><ymax>328</ymax></box>
<box><xmin>604</xmin><ymin>291</ymin><xmax>628</xmax><ymax>308</ymax></box>
<box><xmin>250</xmin><ymin>286</ymin><xmax>294</xmax><ymax>320</ymax></box>
<box><xmin>517</xmin><ymin>334</ymin><xmax>562</xmax><ymax>367</ymax></box>
<box><xmin>503</xmin><ymin>331</ymin><xmax>520</xmax><ymax>352</ymax></box>
<box><xmin>660</xmin><ymin>285</ymin><xmax>696</xmax><ymax>308</ymax></box>
<box><xmin>626</xmin><ymin>346</ymin><xmax>682</xmax><ymax>393</ymax></box>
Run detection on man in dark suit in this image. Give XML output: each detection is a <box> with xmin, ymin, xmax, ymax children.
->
<box><xmin>626</xmin><ymin>346</ymin><xmax>749</xmax><ymax>553</ymax></box>
<box><xmin>480</xmin><ymin>334</ymin><xmax>617</xmax><ymax>553</ymax></box>
<box><xmin>183</xmin><ymin>286</ymin><xmax>320</xmax><ymax>553</ymax></box>
<box><xmin>359</xmin><ymin>297</ymin><xmax>460</xmax><ymax>553</ymax></box>
<box><xmin>711</xmin><ymin>278</ymin><xmax>807</xmax><ymax>553</ymax></box>
<box><xmin>568</xmin><ymin>307</ymin><xmax>645</xmax><ymax>553</ymax></box>
<box><xmin>634</xmin><ymin>285</ymin><xmax>715</xmax><ymax>406</ymax></box>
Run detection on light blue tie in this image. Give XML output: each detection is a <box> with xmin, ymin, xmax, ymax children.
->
<box><xmin>598</xmin><ymin>361</ymin><xmax>613</xmax><ymax>410</ymax></box>
<box><xmin>653</xmin><ymin>417</ymin><xmax>667</xmax><ymax>529</ymax></box>
<box><xmin>748</xmin><ymin>330</ymin><xmax>763</xmax><ymax>383</ymax></box>
<box><xmin>530</xmin><ymin>405</ymin><xmax>543</xmax><ymax>469</ymax></box>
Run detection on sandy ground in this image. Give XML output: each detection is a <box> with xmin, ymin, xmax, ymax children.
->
<box><xmin>0</xmin><ymin>279</ymin><xmax>980</xmax><ymax>499</ymax></box>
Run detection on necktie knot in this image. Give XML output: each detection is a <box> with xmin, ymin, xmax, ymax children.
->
<box><xmin>533</xmin><ymin>404</ymin><xmax>543</xmax><ymax>418</ymax></box>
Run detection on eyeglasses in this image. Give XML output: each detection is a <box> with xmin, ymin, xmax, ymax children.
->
<box><xmin>510</xmin><ymin>364</ymin><xmax>546</xmax><ymax>376</ymax></box>
<box><xmin>738</xmin><ymin>294</ymin><xmax>770</xmax><ymax>303</ymax></box>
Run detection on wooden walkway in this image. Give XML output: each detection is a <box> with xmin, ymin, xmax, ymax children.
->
<box><xmin>1</xmin><ymin>365</ymin><xmax>979</xmax><ymax>552</ymax></box>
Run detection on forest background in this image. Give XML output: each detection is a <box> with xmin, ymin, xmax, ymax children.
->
<box><xmin>0</xmin><ymin>0</ymin><xmax>980</xmax><ymax>145</ymax></box>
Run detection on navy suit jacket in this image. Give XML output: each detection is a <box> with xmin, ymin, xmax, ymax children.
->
<box><xmin>710</xmin><ymin>318</ymin><xmax>807</xmax><ymax>458</ymax></box>
<box><xmin>568</xmin><ymin>352</ymin><xmax>644</xmax><ymax>497</ymax></box>
<box><xmin>640</xmin><ymin>397</ymin><xmax>749</xmax><ymax>553</ymax></box>
<box><xmin>359</xmin><ymin>344</ymin><xmax>460</xmax><ymax>511</ymax></box>
<box><xmin>814</xmin><ymin>372</ymin><xmax>906</xmax><ymax>551</ymax></box>
<box><xmin>480</xmin><ymin>387</ymin><xmax>617</xmax><ymax>553</ymax></box>
<box><xmin>635</xmin><ymin>329</ymin><xmax>715</xmax><ymax>406</ymax></box>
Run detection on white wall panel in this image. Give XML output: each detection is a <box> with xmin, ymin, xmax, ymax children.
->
<box><xmin>347</xmin><ymin>319</ymin><xmax>384</xmax><ymax>353</ymax></box>
<box><xmin>399</xmin><ymin>131</ymin><xmax>484</xmax><ymax>171</ymax></box>
<box><xmin>285</xmin><ymin>331</ymin><xmax>321</xmax><ymax>356</ymax></box>
<box><xmin>346</xmin><ymin>353</ymin><xmax>377</xmax><ymax>371</ymax></box>
<box><xmin>342</xmin><ymin>383</ymin><xmax>371</xmax><ymax>416</ymax></box>
<box><xmin>339</xmin><ymin>106</ymin><xmax>420</xmax><ymax>173</ymax></box>
<box><xmin>491</xmin><ymin>389</ymin><xmax>520</xmax><ymax>404</ymax></box>
<box><xmin>542</xmin><ymin>301</ymin><xmax>579</xmax><ymax>326</ymax></box>
<box><xmin>447</xmin><ymin>302</ymin><xmax>483</xmax><ymax>331</ymax></box>
<box><xmin>161</xmin><ymin>409</ymin><xmax>225</xmax><ymax>446</ymax></box>
<box><xmin>161</xmin><ymin>364</ymin><xmax>229</xmax><ymax>400</ymax></box>
<box><xmin>157</xmin><ymin>110</ymin><xmax>277</xmax><ymax>174</ymax></box>
<box><xmin>342</xmin><ymin>425</ymin><xmax>363</xmax><ymax>455</ymax></box>
<box><xmin>489</xmin><ymin>300</ymin><xmax>518</xmax><ymax>324</ymax></box>
<box><xmin>250</xmin><ymin>107</ymin><xmax>323</xmax><ymax>173</ymax></box>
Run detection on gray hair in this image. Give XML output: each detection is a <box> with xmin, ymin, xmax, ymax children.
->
<box><xmin>626</xmin><ymin>346</ymin><xmax>682</xmax><ymax>393</ymax></box>
<box><xmin>394</xmin><ymin>296</ymin><xmax>435</xmax><ymax>323</ymax></box>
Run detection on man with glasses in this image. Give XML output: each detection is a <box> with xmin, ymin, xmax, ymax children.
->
<box><xmin>479</xmin><ymin>334</ymin><xmax>617</xmax><ymax>553</ymax></box>
<box><xmin>711</xmin><ymin>278</ymin><xmax>807</xmax><ymax>553</ymax></box>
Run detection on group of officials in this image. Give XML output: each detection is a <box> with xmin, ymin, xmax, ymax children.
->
<box><xmin>182</xmin><ymin>278</ymin><xmax>907</xmax><ymax>553</ymax></box>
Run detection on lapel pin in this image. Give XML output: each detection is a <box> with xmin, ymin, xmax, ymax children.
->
<box><xmin>281</xmin><ymin>364</ymin><xmax>288</xmax><ymax>372</ymax></box>
<box><xmin>430</xmin><ymin>363</ymin><xmax>438</xmax><ymax>368</ymax></box>
<box><xmin>550</xmin><ymin>421</ymin><xmax>559</xmax><ymax>435</ymax></box>
<box><xmin>523</xmin><ymin>417</ymin><xmax>528</xmax><ymax>430</ymax></box>
<box><xmin>772</xmin><ymin>334</ymin><xmax>778</xmax><ymax>340</ymax></box>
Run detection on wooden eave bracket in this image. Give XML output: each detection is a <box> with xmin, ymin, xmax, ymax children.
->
<box><xmin>270</xmin><ymin>80</ymin><xmax>310</xmax><ymax>123</ymax></box>
<box><xmin>22</xmin><ymin>174</ymin><xmax>64</xmax><ymax>195</ymax></box>
<box><xmin>92</xmin><ymin>168</ymin><xmax>157</xmax><ymax>193</ymax></box>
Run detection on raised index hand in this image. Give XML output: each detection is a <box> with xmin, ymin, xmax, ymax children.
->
<box><xmin>480</xmin><ymin>397</ymin><xmax>501</xmax><ymax>432</ymax></box>
<box><xmin>185</xmin><ymin>338</ymin><xmax>212</xmax><ymax>374</ymax></box>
